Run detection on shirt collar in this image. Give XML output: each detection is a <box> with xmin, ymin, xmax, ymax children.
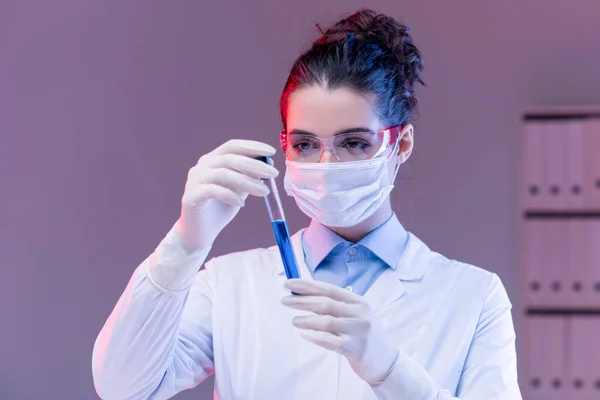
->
<box><xmin>302</xmin><ymin>219</ymin><xmax>347</xmax><ymax>271</ymax></box>
<box><xmin>358</xmin><ymin>213</ymin><xmax>408</xmax><ymax>270</ymax></box>
<box><xmin>302</xmin><ymin>213</ymin><xmax>409</xmax><ymax>271</ymax></box>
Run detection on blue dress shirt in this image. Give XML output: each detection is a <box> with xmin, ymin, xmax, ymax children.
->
<box><xmin>301</xmin><ymin>213</ymin><xmax>409</xmax><ymax>295</ymax></box>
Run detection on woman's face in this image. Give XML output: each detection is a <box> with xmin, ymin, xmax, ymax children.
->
<box><xmin>285</xmin><ymin>85</ymin><xmax>414</xmax><ymax>169</ymax></box>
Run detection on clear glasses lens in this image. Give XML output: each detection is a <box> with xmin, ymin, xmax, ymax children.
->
<box><xmin>287</xmin><ymin>134</ymin><xmax>321</xmax><ymax>162</ymax></box>
<box><xmin>288</xmin><ymin>132</ymin><xmax>384</xmax><ymax>162</ymax></box>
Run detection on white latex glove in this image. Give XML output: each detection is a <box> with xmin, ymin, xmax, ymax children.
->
<box><xmin>174</xmin><ymin>139</ymin><xmax>278</xmax><ymax>252</ymax></box>
<box><xmin>282</xmin><ymin>279</ymin><xmax>399</xmax><ymax>384</ymax></box>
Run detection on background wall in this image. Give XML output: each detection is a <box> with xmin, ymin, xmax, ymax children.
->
<box><xmin>1</xmin><ymin>0</ymin><xmax>600</xmax><ymax>398</ymax></box>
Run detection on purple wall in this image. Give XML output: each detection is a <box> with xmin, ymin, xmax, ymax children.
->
<box><xmin>2</xmin><ymin>0</ymin><xmax>600</xmax><ymax>398</ymax></box>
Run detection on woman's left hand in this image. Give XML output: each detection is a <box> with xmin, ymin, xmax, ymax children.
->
<box><xmin>282</xmin><ymin>279</ymin><xmax>399</xmax><ymax>384</ymax></box>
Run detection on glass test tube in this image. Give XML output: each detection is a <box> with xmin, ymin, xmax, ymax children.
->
<box><xmin>257</xmin><ymin>156</ymin><xmax>301</xmax><ymax>280</ymax></box>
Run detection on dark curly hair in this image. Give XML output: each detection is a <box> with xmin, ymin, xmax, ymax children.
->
<box><xmin>280</xmin><ymin>9</ymin><xmax>424</xmax><ymax>131</ymax></box>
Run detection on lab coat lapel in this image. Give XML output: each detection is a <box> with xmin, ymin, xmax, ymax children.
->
<box><xmin>364</xmin><ymin>232</ymin><xmax>431</xmax><ymax>311</ymax></box>
<box><xmin>363</xmin><ymin>267</ymin><xmax>405</xmax><ymax>311</ymax></box>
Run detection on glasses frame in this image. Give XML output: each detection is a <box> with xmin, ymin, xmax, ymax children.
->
<box><xmin>280</xmin><ymin>125</ymin><xmax>403</xmax><ymax>162</ymax></box>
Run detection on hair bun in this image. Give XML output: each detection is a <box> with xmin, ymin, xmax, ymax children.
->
<box><xmin>281</xmin><ymin>9</ymin><xmax>425</xmax><ymax>129</ymax></box>
<box><xmin>317</xmin><ymin>9</ymin><xmax>425</xmax><ymax>96</ymax></box>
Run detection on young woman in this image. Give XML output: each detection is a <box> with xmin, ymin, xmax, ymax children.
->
<box><xmin>93</xmin><ymin>9</ymin><xmax>521</xmax><ymax>400</ymax></box>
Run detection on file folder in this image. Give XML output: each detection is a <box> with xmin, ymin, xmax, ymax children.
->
<box><xmin>542</xmin><ymin>220</ymin><xmax>569</xmax><ymax>307</ymax></box>
<box><xmin>585</xmin><ymin>118</ymin><xmax>600</xmax><ymax>208</ymax></box>
<box><xmin>589</xmin><ymin>220</ymin><xmax>600</xmax><ymax>306</ymax></box>
<box><xmin>524</xmin><ymin>316</ymin><xmax>568</xmax><ymax>400</ymax></box>
<box><xmin>543</xmin><ymin>121</ymin><xmax>568</xmax><ymax>210</ymax></box>
<box><xmin>522</xmin><ymin>220</ymin><xmax>545</xmax><ymax>306</ymax></box>
<box><xmin>569</xmin><ymin>316</ymin><xmax>600</xmax><ymax>399</ymax></box>
<box><xmin>565</xmin><ymin>120</ymin><xmax>586</xmax><ymax>209</ymax></box>
<box><xmin>523</xmin><ymin>121</ymin><xmax>546</xmax><ymax>210</ymax></box>
<box><xmin>566</xmin><ymin>220</ymin><xmax>590</xmax><ymax>308</ymax></box>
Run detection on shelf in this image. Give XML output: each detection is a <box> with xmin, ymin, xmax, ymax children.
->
<box><xmin>523</xmin><ymin>105</ymin><xmax>600</xmax><ymax>120</ymax></box>
<box><xmin>526</xmin><ymin>308</ymin><xmax>600</xmax><ymax>316</ymax></box>
<box><xmin>523</xmin><ymin>210</ymin><xmax>600</xmax><ymax>219</ymax></box>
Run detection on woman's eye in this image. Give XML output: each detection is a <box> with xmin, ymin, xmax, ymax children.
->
<box><xmin>292</xmin><ymin>141</ymin><xmax>316</xmax><ymax>152</ymax></box>
<box><xmin>341</xmin><ymin>139</ymin><xmax>370</xmax><ymax>150</ymax></box>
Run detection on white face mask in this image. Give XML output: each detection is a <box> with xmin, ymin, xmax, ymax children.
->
<box><xmin>283</xmin><ymin>149</ymin><xmax>400</xmax><ymax>228</ymax></box>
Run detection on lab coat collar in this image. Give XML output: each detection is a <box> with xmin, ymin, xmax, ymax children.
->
<box><xmin>392</xmin><ymin>232</ymin><xmax>431</xmax><ymax>281</ymax></box>
<box><xmin>363</xmin><ymin>232</ymin><xmax>430</xmax><ymax>310</ymax></box>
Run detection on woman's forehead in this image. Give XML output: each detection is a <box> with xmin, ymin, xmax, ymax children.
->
<box><xmin>286</xmin><ymin>86</ymin><xmax>382</xmax><ymax>138</ymax></box>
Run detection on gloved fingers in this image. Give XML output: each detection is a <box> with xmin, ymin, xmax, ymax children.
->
<box><xmin>210</xmin><ymin>153</ymin><xmax>279</xmax><ymax>180</ymax></box>
<box><xmin>183</xmin><ymin>184</ymin><xmax>245</xmax><ymax>208</ymax></box>
<box><xmin>212</xmin><ymin>139</ymin><xmax>276</xmax><ymax>158</ymax></box>
<box><xmin>282</xmin><ymin>294</ymin><xmax>362</xmax><ymax>317</ymax></box>
<box><xmin>284</xmin><ymin>279</ymin><xmax>363</xmax><ymax>304</ymax></box>
<box><xmin>292</xmin><ymin>314</ymin><xmax>369</xmax><ymax>336</ymax></box>
<box><xmin>199</xmin><ymin>168</ymin><xmax>270</xmax><ymax>197</ymax></box>
<box><xmin>298</xmin><ymin>329</ymin><xmax>344</xmax><ymax>353</ymax></box>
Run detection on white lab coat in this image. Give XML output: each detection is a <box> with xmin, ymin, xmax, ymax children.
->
<box><xmin>93</xmin><ymin>229</ymin><xmax>522</xmax><ymax>400</ymax></box>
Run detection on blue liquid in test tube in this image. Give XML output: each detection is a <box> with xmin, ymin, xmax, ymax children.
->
<box><xmin>271</xmin><ymin>220</ymin><xmax>300</xmax><ymax>279</ymax></box>
<box><xmin>257</xmin><ymin>156</ymin><xmax>301</xmax><ymax>281</ymax></box>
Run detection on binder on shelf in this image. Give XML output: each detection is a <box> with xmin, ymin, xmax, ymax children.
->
<box><xmin>541</xmin><ymin>220</ymin><xmax>570</xmax><ymax>307</ymax></box>
<box><xmin>566</xmin><ymin>220</ymin><xmax>591</xmax><ymax>308</ymax></box>
<box><xmin>569</xmin><ymin>316</ymin><xmax>600</xmax><ymax>398</ymax></box>
<box><xmin>522</xmin><ymin>121</ymin><xmax>546</xmax><ymax>210</ymax></box>
<box><xmin>522</xmin><ymin>220</ymin><xmax>545</xmax><ymax>306</ymax></box>
<box><xmin>565</xmin><ymin>120</ymin><xmax>586</xmax><ymax>209</ymax></box>
<box><xmin>543</xmin><ymin>120</ymin><xmax>568</xmax><ymax>210</ymax></box>
<box><xmin>589</xmin><ymin>220</ymin><xmax>600</xmax><ymax>306</ymax></box>
<box><xmin>523</xmin><ymin>316</ymin><xmax>568</xmax><ymax>400</ymax></box>
<box><xmin>585</xmin><ymin>118</ymin><xmax>600</xmax><ymax>208</ymax></box>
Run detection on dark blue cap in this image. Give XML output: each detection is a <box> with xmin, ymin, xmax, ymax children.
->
<box><xmin>255</xmin><ymin>156</ymin><xmax>271</xmax><ymax>164</ymax></box>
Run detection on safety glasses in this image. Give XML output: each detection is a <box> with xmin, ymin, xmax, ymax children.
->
<box><xmin>280</xmin><ymin>125</ymin><xmax>403</xmax><ymax>163</ymax></box>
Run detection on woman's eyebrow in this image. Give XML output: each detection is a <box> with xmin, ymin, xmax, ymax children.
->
<box><xmin>288</xmin><ymin>127</ymin><xmax>376</xmax><ymax>136</ymax></box>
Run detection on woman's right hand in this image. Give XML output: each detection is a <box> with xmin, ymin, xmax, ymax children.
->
<box><xmin>174</xmin><ymin>139</ymin><xmax>278</xmax><ymax>253</ymax></box>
